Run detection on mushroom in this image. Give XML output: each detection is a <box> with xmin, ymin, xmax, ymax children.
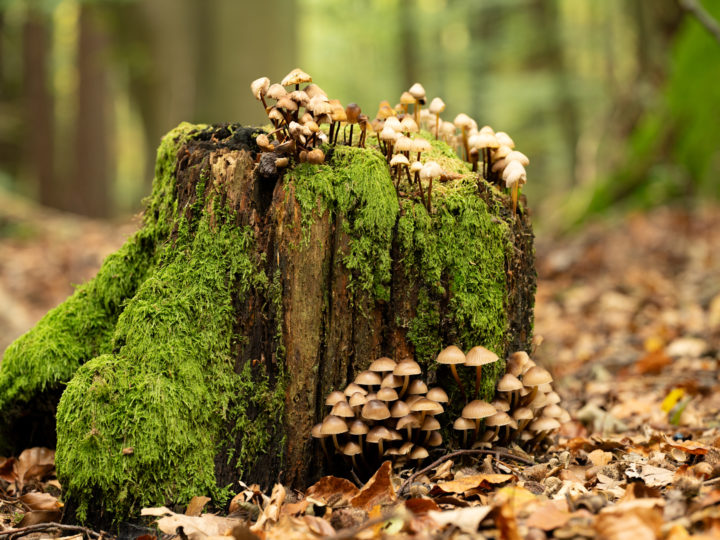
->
<box><xmin>411</xmin><ymin>137</ymin><xmax>431</xmax><ymax>163</ymax></box>
<box><xmin>420</xmin><ymin>415</ymin><xmax>441</xmax><ymax>445</ymax></box>
<box><xmin>512</xmin><ymin>407</ymin><xmax>534</xmax><ymax>440</ymax></box>
<box><xmin>408</xmin><ymin>83</ymin><xmax>426</xmax><ymax>125</ymax></box>
<box><xmin>357</xmin><ymin>114</ymin><xmax>370</xmax><ymax>148</ymax></box>
<box><xmin>325</xmin><ymin>390</ymin><xmax>346</xmax><ymax>408</ymax></box>
<box><xmin>312</xmin><ymin>422</ymin><xmax>330</xmax><ymax>459</ymax></box>
<box><xmin>454</xmin><ymin>416</ymin><xmax>475</xmax><ymax>448</ymax></box>
<box><xmin>461</xmin><ymin>399</ymin><xmax>495</xmax><ymax>441</ymax></box>
<box><xmin>409</xmin><ymin>445</ymin><xmax>429</xmax><ymax>464</ymax></box>
<box><xmin>400</xmin><ymin>115</ymin><xmax>419</xmax><ymax>136</ymax></box>
<box><xmin>491</xmin><ymin>398</ymin><xmax>510</xmax><ymax>412</ymax></box>
<box><xmin>495</xmin><ymin>131</ymin><xmax>515</xmax><ymax>149</ymax></box>
<box><xmin>521</xmin><ymin>366</ymin><xmax>553</xmax><ymax>407</ymax></box>
<box><xmin>320</xmin><ymin>415</ymin><xmax>348</xmax><ymax>452</ymax></box>
<box><xmin>381</xmin><ymin>374</ymin><xmax>403</xmax><ymax>389</ymax></box>
<box><xmin>497</xmin><ymin>373</ymin><xmax>523</xmax><ymax>409</ymax></box>
<box><xmin>250</xmin><ymin>77</ymin><xmax>270</xmax><ymax>112</ymax></box>
<box><xmin>329</xmin><ymin>101</ymin><xmax>347</xmax><ymax>145</ymax></box>
<box><xmin>506</xmin><ymin>351</ymin><xmax>530</xmax><ymax>378</ymax></box>
<box><xmin>528</xmin><ymin>416</ymin><xmax>560</xmax><ymax>451</ymax></box>
<box><xmin>426</xmin><ymin>387</ymin><xmax>449</xmax><ymax>404</ymax></box>
<box><xmin>377</xmin><ymin>387</ymin><xmax>399</xmax><ymax>403</ymax></box>
<box><xmin>428</xmin><ymin>97</ymin><xmax>446</xmax><ymax>139</ymax></box>
<box><xmin>485</xmin><ymin>411</ymin><xmax>514</xmax><ymax>445</ymax></box>
<box><xmin>348</xmin><ymin>418</ymin><xmax>369</xmax><ymax>449</ymax></box>
<box><xmin>427</xmin><ymin>430</ymin><xmax>443</xmax><ymax>447</ymax></box>
<box><xmin>344</xmin><ymin>382</ymin><xmax>367</xmax><ymax>397</ymax></box>
<box><xmin>469</xmin><ymin>131</ymin><xmax>499</xmax><ymax>180</ymax></box>
<box><xmin>355</xmin><ymin>370</ymin><xmax>382</xmax><ymax>392</ymax></box>
<box><xmin>453</xmin><ymin>113</ymin><xmax>474</xmax><ymax>161</ymax></box>
<box><xmin>307</xmin><ymin>148</ymin><xmax>325</xmax><ymax>165</ymax></box>
<box><xmin>436</xmin><ymin>345</ymin><xmax>466</xmax><ymax>396</ymax></box>
<box><xmin>281</xmin><ymin>68</ymin><xmax>312</xmax><ymax>91</ymax></box>
<box><xmin>396</xmin><ymin>413</ymin><xmax>421</xmax><ymax>440</ymax></box>
<box><xmin>366</xmin><ymin>426</ymin><xmax>393</xmax><ymax>459</ymax></box>
<box><xmin>348</xmin><ymin>392</ymin><xmax>368</xmax><ymax>415</ymax></box>
<box><xmin>361</xmin><ymin>399</ymin><xmax>391</xmax><ymax>424</ymax></box>
<box><xmin>390</xmin><ymin>153</ymin><xmax>410</xmax><ymax>190</ymax></box>
<box><xmin>369</xmin><ymin>357</ymin><xmax>397</xmax><ymax>376</ymax></box>
<box><xmin>419</xmin><ymin>161</ymin><xmax>443</xmax><ymax>213</ymax></box>
<box><xmin>390</xmin><ymin>400</ymin><xmax>411</xmax><ymax>419</ymax></box>
<box><xmin>393</xmin><ymin>359</ymin><xmax>422</xmax><ymax>398</ymax></box>
<box><xmin>330</xmin><ymin>400</ymin><xmax>355</xmax><ymax>419</ymax></box>
<box><xmin>410</xmin><ymin>397</ymin><xmax>439</xmax><ymax>426</ymax></box>
<box><xmin>400</xmin><ymin>91</ymin><xmax>415</xmax><ymax>115</ymax></box>
<box><xmin>407</xmin><ymin>378</ymin><xmax>428</xmax><ymax>396</ymax></box>
<box><xmin>464</xmin><ymin>345</ymin><xmax>499</xmax><ymax>398</ymax></box>
<box><xmin>376</xmin><ymin>100</ymin><xmax>395</xmax><ymax>120</ymax></box>
<box><xmin>502</xmin><ymin>160</ymin><xmax>527</xmax><ymax>215</ymax></box>
<box><xmin>342</xmin><ymin>441</ymin><xmax>363</xmax><ymax>471</ymax></box>
<box><xmin>345</xmin><ymin>103</ymin><xmax>361</xmax><ymax>145</ymax></box>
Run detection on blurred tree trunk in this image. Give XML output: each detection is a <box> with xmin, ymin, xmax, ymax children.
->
<box><xmin>71</xmin><ymin>3</ymin><xmax>110</xmax><ymax>217</ymax></box>
<box><xmin>22</xmin><ymin>7</ymin><xmax>56</xmax><ymax>207</ymax></box>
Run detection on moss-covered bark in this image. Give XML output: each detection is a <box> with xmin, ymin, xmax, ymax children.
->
<box><xmin>0</xmin><ymin>122</ymin><xmax>535</xmax><ymax>526</ymax></box>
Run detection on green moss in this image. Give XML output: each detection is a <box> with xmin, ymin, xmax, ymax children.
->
<box><xmin>56</xmin><ymin>195</ymin><xmax>260</xmax><ymax>522</ymax></box>
<box><xmin>0</xmin><ymin>123</ymin><xmax>199</xmax><ymax>449</ymax></box>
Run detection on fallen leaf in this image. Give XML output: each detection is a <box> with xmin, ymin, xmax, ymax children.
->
<box><xmin>306</xmin><ymin>475</ymin><xmax>359</xmax><ymax>503</ymax></box>
<box><xmin>302</xmin><ymin>515</ymin><xmax>335</xmax><ymax>536</ymax></box>
<box><xmin>625</xmin><ymin>463</ymin><xmax>674</xmax><ymax>488</ymax></box>
<box><xmin>252</xmin><ymin>484</ymin><xmax>286</xmax><ymax>532</ymax></box>
<box><xmin>404</xmin><ymin>498</ymin><xmax>440</xmax><ymax>514</ymax></box>
<box><xmin>595</xmin><ymin>502</ymin><xmax>663</xmax><ymax>540</ymax></box>
<box><xmin>427</xmin><ymin>506</ymin><xmax>492</xmax><ymax>534</ymax></box>
<box><xmin>495</xmin><ymin>501</ymin><xmax>522</xmax><ymax>540</ymax></box>
<box><xmin>144</xmin><ymin>506</ymin><xmax>250</xmax><ymax>539</ymax></box>
<box><xmin>525</xmin><ymin>501</ymin><xmax>570</xmax><ymax>531</ymax></box>
<box><xmin>662</xmin><ymin>435</ymin><xmax>709</xmax><ymax>455</ymax></box>
<box><xmin>588</xmin><ymin>449</ymin><xmax>614</xmax><ymax>467</ymax></box>
<box><xmin>350</xmin><ymin>461</ymin><xmax>396</xmax><ymax>510</ymax></box>
<box><xmin>18</xmin><ymin>509</ymin><xmax>62</xmax><ymax>527</ymax></box>
<box><xmin>13</xmin><ymin>447</ymin><xmax>55</xmax><ymax>490</ymax></box>
<box><xmin>0</xmin><ymin>456</ymin><xmax>15</xmax><ymax>483</ymax></box>
<box><xmin>434</xmin><ymin>473</ymin><xmax>514</xmax><ymax>494</ymax></box>
<box><xmin>635</xmin><ymin>349</ymin><xmax>671</xmax><ymax>375</ymax></box>
<box><xmin>186</xmin><ymin>495</ymin><xmax>211</xmax><ymax>516</ymax></box>
<box><xmin>20</xmin><ymin>492</ymin><xmax>62</xmax><ymax>511</ymax></box>
<box><xmin>280</xmin><ymin>499</ymin><xmax>309</xmax><ymax>516</ymax></box>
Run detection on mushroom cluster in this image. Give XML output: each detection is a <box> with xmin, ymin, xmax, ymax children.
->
<box><xmin>249</xmin><ymin>71</ymin><xmax>530</xmax><ymax>216</ymax></box>
<box><xmin>434</xmin><ymin>346</ymin><xmax>570</xmax><ymax>452</ymax></box>
<box><xmin>312</xmin><ymin>357</ymin><xmax>448</xmax><ymax>474</ymax></box>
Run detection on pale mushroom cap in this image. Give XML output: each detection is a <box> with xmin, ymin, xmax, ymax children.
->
<box><xmin>528</xmin><ymin>393</ymin><xmax>549</xmax><ymax>409</ymax></box>
<box><xmin>506</xmin><ymin>150</ymin><xmax>530</xmax><ymax>166</ymax></box>
<box><xmin>491</xmin><ymin>399</ymin><xmax>510</xmax><ymax>412</ymax></box>
<box><xmin>344</xmin><ymin>383</ymin><xmax>367</xmax><ymax>397</ymax></box>
<box><xmin>377</xmin><ymin>387</ymin><xmax>399</xmax><ymax>402</ymax></box>
<box><xmin>281</xmin><ymin>68</ymin><xmax>312</xmax><ymax>87</ymax></box>
<box><xmin>538</xmin><ymin>382</ymin><xmax>552</xmax><ymax>393</ymax></box>
<box><xmin>266</xmin><ymin>83</ymin><xmax>287</xmax><ymax>101</ymax></box>
<box><xmin>420</xmin><ymin>161</ymin><xmax>444</xmax><ymax>181</ymax></box>
<box><xmin>366</xmin><ymin>425</ymin><xmax>392</xmax><ymax>443</ymax></box>
<box><xmin>369</xmin><ymin>357</ymin><xmax>396</xmax><ymax>373</ymax></box>
<box><xmin>390</xmin><ymin>400</ymin><xmax>411</xmax><ymax>418</ymax></box>
<box><xmin>361</xmin><ymin>399</ymin><xmax>391</xmax><ymax>421</ymax></box>
<box><xmin>396</xmin><ymin>413</ymin><xmax>421</xmax><ymax>431</ymax></box>
<box><xmin>394</xmin><ymin>359</ymin><xmax>422</xmax><ymax>377</ymax></box>
<box><xmin>497</xmin><ymin>373</ymin><xmax>523</xmax><ymax>392</ymax></box>
<box><xmin>398</xmin><ymin>441</ymin><xmax>414</xmax><ymax>455</ymax></box>
<box><xmin>461</xmin><ymin>400</ymin><xmax>495</xmax><ymax>420</ymax></box>
<box><xmin>545</xmin><ymin>392</ymin><xmax>561</xmax><ymax>405</ymax></box>
<box><xmin>394</xmin><ymin>136</ymin><xmax>414</xmax><ymax>153</ymax></box>
<box><xmin>304</xmin><ymin>83</ymin><xmax>327</xmax><ymax>99</ymax></box>
<box><xmin>486</xmin><ymin>411</ymin><xmax>512</xmax><ymax>427</ymax></box>
<box><xmin>441</xmin><ymin>121</ymin><xmax>457</xmax><ymax>137</ymax></box>
<box><xmin>465</xmin><ymin>346</ymin><xmax>499</xmax><ymax>367</ymax></box>
<box><xmin>495</xmin><ymin>131</ymin><xmax>515</xmax><ymax>148</ymax></box>
<box><xmin>543</xmin><ymin>404</ymin><xmax>564</xmax><ymax>418</ymax></box>
<box><xmin>289</xmin><ymin>90</ymin><xmax>309</xmax><ymax>107</ymax></box>
<box><xmin>522</xmin><ymin>366</ymin><xmax>553</xmax><ymax>387</ymax></box>
<box><xmin>427</xmin><ymin>431</ymin><xmax>443</xmax><ymax>446</ymax></box>
<box><xmin>530</xmin><ymin>417</ymin><xmax>560</xmax><ymax>432</ymax></box>
<box><xmin>410</xmin><ymin>397</ymin><xmax>439</xmax><ymax>414</ymax></box>
<box><xmin>410</xmin><ymin>446</ymin><xmax>429</xmax><ymax>460</ymax></box>
<box><xmin>421</xmin><ymin>416</ymin><xmax>441</xmax><ymax>431</ymax></box>
<box><xmin>408</xmin><ymin>82</ymin><xmax>426</xmax><ymax>99</ymax></box>
<box><xmin>426</xmin><ymin>387</ymin><xmax>449</xmax><ymax>403</ymax></box>
<box><xmin>276</xmin><ymin>96</ymin><xmax>298</xmax><ymax>112</ymax></box>
<box><xmin>410</xmin><ymin>161</ymin><xmax>423</xmax><ymax>173</ymax></box>
<box><xmin>454</xmin><ymin>417</ymin><xmax>475</xmax><ymax>430</ymax></box>
<box><xmin>355</xmin><ymin>370</ymin><xmax>382</xmax><ymax>387</ymax></box>
<box><xmin>251</xmin><ymin>77</ymin><xmax>270</xmax><ymax>100</ymax></box>
<box><xmin>401</xmin><ymin>116</ymin><xmax>419</xmax><ymax>133</ymax></box>
<box><xmin>453</xmin><ymin>113</ymin><xmax>474</xmax><ymax>129</ymax></box>
<box><xmin>407</xmin><ymin>379</ymin><xmax>428</xmax><ymax>395</ymax></box>
<box><xmin>411</xmin><ymin>138</ymin><xmax>432</xmax><ymax>154</ymax></box>
<box><xmin>325</xmin><ymin>390</ymin><xmax>346</xmax><ymax>407</ymax></box>
<box><xmin>469</xmin><ymin>132</ymin><xmax>499</xmax><ymax>149</ymax></box>
<box><xmin>320</xmin><ymin>415</ymin><xmax>348</xmax><ymax>436</ymax></box>
<box><xmin>429</xmin><ymin>97</ymin><xmax>446</xmax><ymax>114</ymax></box>
<box><xmin>381</xmin><ymin>374</ymin><xmax>403</xmax><ymax>389</ymax></box>
<box><xmin>400</xmin><ymin>91</ymin><xmax>415</xmax><ymax>105</ymax></box>
<box><xmin>342</xmin><ymin>441</ymin><xmax>362</xmax><ymax>457</ymax></box>
<box><xmin>558</xmin><ymin>410</ymin><xmax>571</xmax><ymax>424</ymax></box>
<box><xmin>493</xmin><ymin>145</ymin><xmax>512</xmax><ymax>161</ymax></box>
<box><xmin>311</xmin><ymin>423</ymin><xmax>324</xmax><ymax>438</ymax></box>
<box><xmin>331</xmin><ymin>401</ymin><xmax>354</xmax><ymax>418</ymax></box>
<box><xmin>349</xmin><ymin>392</ymin><xmax>367</xmax><ymax>408</ymax></box>
<box><xmin>513</xmin><ymin>407</ymin><xmax>534</xmax><ymax>421</ymax></box>
<box><xmin>385</xmin><ymin>116</ymin><xmax>403</xmax><ymax>132</ymax></box>
<box><xmin>349</xmin><ymin>419</ymin><xmax>369</xmax><ymax>435</ymax></box>
<box><xmin>390</xmin><ymin>154</ymin><xmax>410</xmax><ymax>167</ymax></box>
<box><xmin>503</xmin><ymin>160</ymin><xmax>527</xmax><ymax>188</ymax></box>
<box><xmin>380</xmin><ymin>126</ymin><xmax>399</xmax><ymax>141</ymax></box>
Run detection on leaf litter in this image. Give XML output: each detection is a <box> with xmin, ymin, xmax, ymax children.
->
<box><xmin>1</xmin><ymin>206</ymin><xmax>720</xmax><ymax>538</ymax></box>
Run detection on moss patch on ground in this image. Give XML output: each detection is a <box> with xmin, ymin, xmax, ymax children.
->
<box><xmin>0</xmin><ymin>123</ymin><xmax>199</xmax><ymax>453</ymax></box>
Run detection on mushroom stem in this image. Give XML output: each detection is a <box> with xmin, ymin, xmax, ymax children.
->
<box><xmin>416</xmin><ymin>175</ymin><xmax>428</xmax><ymax>209</ymax></box>
<box><xmin>435</xmin><ymin>113</ymin><xmax>440</xmax><ymax>140</ymax></box>
<box><xmin>450</xmin><ymin>364</ymin><xmax>465</xmax><ymax>398</ymax></box>
<box><xmin>461</xmin><ymin>127</ymin><xmax>470</xmax><ymax>162</ymax></box>
<box><xmin>427</xmin><ymin>177</ymin><xmax>433</xmax><ymax>213</ymax></box>
<box><xmin>320</xmin><ymin>438</ymin><xmax>330</xmax><ymax>460</ymax></box>
<box><xmin>399</xmin><ymin>376</ymin><xmax>410</xmax><ymax>398</ymax></box>
<box><xmin>329</xmin><ymin>122</ymin><xmax>336</xmax><ymax>145</ymax></box>
<box><xmin>332</xmin><ymin>434</ymin><xmax>342</xmax><ymax>453</ymax></box>
<box><xmin>475</xmin><ymin>367</ymin><xmax>481</xmax><ymax>399</ymax></box>
<box><xmin>414</xmin><ymin>99</ymin><xmax>421</xmax><ymax>126</ymax></box>
<box><xmin>348</xmin><ymin>125</ymin><xmax>354</xmax><ymax>146</ymax></box>
<box><xmin>511</xmin><ymin>184</ymin><xmax>519</xmax><ymax>215</ymax></box>
<box><xmin>405</xmin><ymin>166</ymin><xmax>413</xmax><ymax>186</ymax></box>
<box><xmin>523</xmin><ymin>386</ymin><xmax>538</xmax><ymax>407</ymax></box>
<box><xmin>378</xmin><ymin>440</ymin><xmax>384</xmax><ymax>460</ymax></box>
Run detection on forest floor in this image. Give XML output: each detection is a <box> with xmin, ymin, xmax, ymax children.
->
<box><xmin>0</xmin><ymin>196</ymin><xmax>719</xmax><ymax>539</ymax></box>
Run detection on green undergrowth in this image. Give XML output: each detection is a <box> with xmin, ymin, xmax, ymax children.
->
<box><xmin>0</xmin><ymin>123</ymin><xmax>199</xmax><ymax>451</ymax></box>
<box><xmin>56</xmin><ymin>189</ymin><xmax>268</xmax><ymax>522</ymax></box>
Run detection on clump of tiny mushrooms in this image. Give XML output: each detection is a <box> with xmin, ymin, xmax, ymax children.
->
<box><xmin>436</xmin><ymin>346</ymin><xmax>570</xmax><ymax>452</ymax></box>
<box><xmin>312</xmin><ymin>356</ymin><xmax>447</xmax><ymax>475</ymax></box>
<box><xmin>251</xmin><ymin>69</ymin><xmax>531</xmax><ymax>216</ymax></box>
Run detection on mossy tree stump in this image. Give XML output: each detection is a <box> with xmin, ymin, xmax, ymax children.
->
<box><xmin>0</xmin><ymin>122</ymin><xmax>535</xmax><ymax>524</ymax></box>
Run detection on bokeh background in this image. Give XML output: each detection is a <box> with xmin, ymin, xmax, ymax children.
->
<box><xmin>2</xmin><ymin>0</ymin><xmax>719</xmax><ymax>229</ymax></box>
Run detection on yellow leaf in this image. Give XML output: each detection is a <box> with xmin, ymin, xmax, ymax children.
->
<box><xmin>661</xmin><ymin>388</ymin><xmax>685</xmax><ymax>413</ymax></box>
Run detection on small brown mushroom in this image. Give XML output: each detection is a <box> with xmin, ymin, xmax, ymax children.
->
<box><xmin>465</xmin><ymin>346</ymin><xmax>499</xmax><ymax>398</ymax></box>
<box><xmin>436</xmin><ymin>345</ymin><xmax>466</xmax><ymax>397</ymax></box>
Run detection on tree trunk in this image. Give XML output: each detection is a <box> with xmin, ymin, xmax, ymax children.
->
<box><xmin>0</xmin><ymin>123</ymin><xmax>535</xmax><ymax>526</ymax></box>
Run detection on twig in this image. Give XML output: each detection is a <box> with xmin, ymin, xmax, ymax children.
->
<box><xmin>323</xmin><ymin>512</ymin><xmax>402</xmax><ymax>540</ymax></box>
<box><xmin>0</xmin><ymin>522</ymin><xmax>111</xmax><ymax>540</ymax></box>
<box><xmin>704</xmin><ymin>477</ymin><xmax>720</xmax><ymax>486</ymax></box>
<box><xmin>398</xmin><ymin>448</ymin><xmax>535</xmax><ymax>496</ymax></box>
<box><xmin>678</xmin><ymin>0</ymin><xmax>720</xmax><ymax>44</ymax></box>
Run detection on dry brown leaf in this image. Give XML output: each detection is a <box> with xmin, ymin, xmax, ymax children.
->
<box><xmin>588</xmin><ymin>449</ymin><xmax>615</xmax><ymax>467</ymax></box>
<box><xmin>142</xmin><ymin>506</ymin><xmax>252</xmax><ymax>539</ymax></box>
<box><xmin>0</xmin><ymin>456</ymin><xmax>15</xmax><ymax>483</ymax></box>
<box><xmin>525</xmin><ymin>501</ymin><xmax>571</xmax><ymax>531</ymax></box>
<box><xmin>186</xmin><ymin>495</ymin><xmax>212</xmax><ymax>516</ymax></box>
<box><xmin>431</xmin><ymin>460</ymin><xmax>454</xmax><ymax>480</ymax></box>
<box><xmin>595</xmin><ymin>502</ymin><xmax>663</xmax><ymax>540</ymax></box>
<box><xmin>280</xmin><ymin>500</ymin><xmax>309</xmax><ymax>516</ymax></box>
<box><xmin>634</xmin><ymin>349</ymin><xmax>671</xmax><ymax>375</ymax></box>
<box><xmin>306</xmin><ymin>475</ymin><xmax>359</xmax><ymax>503</ymax></box>
<box><xmin>404</xmin><ymin>498</ymin><xmax>440</xmax><ymax>514</ymax></box>
<box><xmin>662</xmin><ymin>436</ymin><xmax>710</xmax><ymax>455</ymax></box>
<box><xmin>17</xmin><ymin>509</ymin><xmax>62</xmax><ymax>527</ymax></box>
<box><xmin>427</xmin><ymin>506</ymin><xmax>492</xmax><ymax>534</ymax></box>
<box><xmin>434</xmin><ymin>473</ymin><xmax>514</xmax><ymax>494</ymax></box>
<box><xmin>20</xmin><ymin>491</ymin><xmax>62</xmax><ymax>511</ymax></box>
<box><xmin>625</xmin><ymin>463</ymin><xmax>674</xmax><ymax>487</ymax></box>
<box><xmin>495</xmin><ymin>501</ymin><xmax>522</xmax><ymax>540</ymax></box>
<box><xmin>350</xmin><ymin>461</ymin><xmax>396</xmax><ymax>510</ymax></box>
<box><xmin>251</xmin><ymin>484</ymin><xmax>286</xmax><ymax>532</ymax></box>
<box><xmin>302</xmin><ymin>515</ymin><xmax>335</xmax><ymax>536</ymax></box>
<box><xmin>13</xmin><ymin>447</ymin><xmax>55</xmax><ymax>490</ymax></box>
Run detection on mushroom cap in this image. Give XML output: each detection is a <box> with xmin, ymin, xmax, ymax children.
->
<box><xmin>502</xmin><ymin>160</ymin><xmax>527</xmax><ymax>188</ymax></box>
<box><xmin>486</xmin><ymin>411</ymin><xmax>513</xmax><ymax>428</ymax></box>
<box><xmin>398</xmin><ymin>441</ymin><xmax>414</xmax><ymax>455</ymax></box>
<box><xmin>320</xmin><ymin>415</ymin><xmax>348</xmax><ymax>436</ymax></box>
<box><xmin>268</xmin><ymin>108</ymin><xmax>285</xmax><ymax>123</ymax></box>
<box><xmin>513</xmin><ymin>407</ymin><xmax>534</xmax><ymax>421</ymax></box>
<box><xmin>545</xmin><ymin>391</ymin><xmax>561</xmax><ymax>405</ymax></box>
<box><xmin>311</xmin><ymin>423</ymin><xmax>324</xmax><ymax>438</ymax></box>
<box><xmin>390</xmin><ymin>154</ymin><xmax>410</xmax><ymax>167</ymax></box>
<box><xmin>289</xmin><ymin>90</ymin><xmax>309</xmax><ymax>107</ymax></box>
<box><xmin>410</xmin><ymin>161</ymin><xmax>423</xmax><ymax>173</ymax></box>
<box><xmin>394</xmin><ymin>359</ymin><xmax>422</xmax><ymax>377</ymax></box>
<box><xmin>349</xmin><ymin>419</ymin><xmax>369</xmax><ymax>436</ymax></box>
<box><xmin>309</xmin><ymin>99</ymin><xmax>332</xmax><ymax>116</ymax></box>
<box><xmin>491</xmin><ymin>399</ymin><xmax>510</xmax><ymax>412</ymax></box>
<box><xmin>468</xmin><ymin>132</ymin><xmax>499</xmax><ymax>149</ymax></box>
<box><xmin>436</xmin><ymin>345</ymin><xmax>466</xmax><ymax>365</ymax></box>
<box><xmin>495</xmin><ymin>131</ymin><xmax>515</xmax><ymax>148</ymax></box>
<box><xmin>410</xmin><ymin>397</ymin><xmax>440</xmax><ymax>414</ymax></box>
<box><xmin>506</xmin><ymin>351</ymin><xmax>530</xmax><ymax>376</ymax></box>
<box><xmin>344</xmin><ymin>383</ymin><xmax>367</xmax><ymax>397</ymax></box>
<box><xmin>453</xmin><ymin>113</ymin><xmax>474</xmax><ymax>129</ymax></box>
<box><xmin>380</xmin><ymin>126</ymin><xmax>399</xmax><ymax>141</ymax></box>
<box><xmin>276</xmin><ymin>96</ymin><xmax>298</xmax><ymax>112</ymax></box>
<box><xmin>400</xmin><ymin>91</ymin><xmax>416</xmax><ymax>105</ymax></box>
<box><xmin>325</xmin><ymin>390</ymin><xmax>346</xmax><ymax>407</ymax></box>
<box><xmin>355</xmin><ymin>370</ymin><xmax>382</xmax><ymax>387</ymax></box>
<box><xmin>522</xmin><ymin>366</ymin><xmax>553</xmax><ymax>387</ymax></box>
<box><xmin>361</xmin><ymin>399</ymin><xmax>391</xmax><ymax>421</ymax></box>
<box><xmin>281</xmin><ymin>68</ymin><xmax>312</xmax><ymax>87</ymax></box>
<box><xmin>528</xmin><ymin>393</ymin><xmax>549</xmax><ymax>410</ymax></box>
<box><xmin>369</xmin><ymin>357</ymin><xmax>396</xmax><ymax>374</ymax></box>
<box><xmin>429</xmin><ymin>97</ymin><xmax>446</xmax><ymax>114</ymax></box>
<box><xmin>390</xmin><ymin>400</ymin><xmax>411</xmax><ymax>418</ymax></box>
<box><xmin>530</xmin><ymin>416</ymin><xmax>560</xmax><ymax>432</ymax></box>
<box><xmin>394</xmin><ymin>136</ymin><xmax>414</xmax><ymax>153</ymax></box>
<box><xmin>506</xmin><ymin>150</ymin><xmax>530</xmax><ymax>166</ymax></box>
<box><xmin>348</xmin><ymin>392</ymin><xmax>367</xmax><ymax>409</ymax></box>
<box><xmin>410</xmin><ymin>446</ymin><xmax>429</xmax><ymax>460</ymax></box>
<box><xmin>454</xmin><ymin>417</ymin><xmax>475</xmax><ymax>431</ymax></box>
<box><xmin>376</xmin><ymin>100</ymin><xmax>395</xmax><ymax>119</ymax></box>
<box><xmin>366</xmin><ymin>425</ymin><xmax>392</xmax><ymax>443</ymax></box>
<box><xmin>405</xmin><ymin>394</ymin><xmax>422</xmax><ymax>407</ymax></box>
<box><xmin>266</xmin><ymin>83</ymin><xmax>287</xmax><ymax>101</ymax></box>
<box><xmin>251</xmin><ymin>77</ymin><xmax>270</xmax><ymax>100</ymax></box>
<box><xmin>461</xmin><ymin>400</ymin><xmax>495</xmax><ymax>420</ymax></box>
<box><xmin>465</xmin><ymin>346</ymin><xmax>499</xmax><ymax>367</ymax></box>
<box><xmin>427</xmin><ymin>431</ymin><xmax>443</xmax><ymax>447</ymax></box>
<box><xmin>401</xmin><ymin>116</ymin><xmax>419</xmax><ymax>133</ymax></box>
<box><xmin>558</xmin><ymin>409</ymin><xmax>571</xmax><ymax>424</ymax></box>
<box><xmin>411</xmin><ymin>138</ymin><xmax>432</xmax><ymax>154</ymax></box>
<box><xmin>331</xmin><ymin>105</ymin><xmax>347</xmax><ymax>122</ymax></box>
<box><xmin>377</xmin><ymin>387</ymin><xmax>399</xmax><ymax>402</ymax></box>
<box><xmin>426</xmin><ymin>387</ymin><xmax>449</xmax><ymax>403</ymax></box>
<box><xmin>304</xmin><ymin>83</ymin><xmax>326</xmax><ymax>99</ymax></box>
<box><xmin>381</xmin><ymin>374</ymin><xmax>403</xmax><ymax>389</ymax></box>
<box><xmin>330</xmin><ymin>401</ymin><xmax>354</xmax><ymax>418</ymax></box>
<box><xmin>396</xmin><ymin>413</ymin><xmax>421</xmax><ymax>431</ymax></box>
<box><xmin>407</xmin><ymin>379</ymin><xmax>428</xmax><ymax>395</ymax></box>
<box><xmin>408</xmin><ymin>83</ymin><xmax>426</xmax><ymax>100</ymax></box>
<box><xmin>497</xmin><ymin>373</ymin><xmax>523</xmax><ymax>393</ymax></box>
<box><xmin>421</xmin><ymin>416</ymin><xmax>440</xmax><ymax>431</ymax></box>
<box><xmin>384</xmin><ymin>116</ymin><xmax>402</xmax><ymax>132</ymax></box>
<box><xmin>543</xmin><ymin>404</ymin><xmax>564</xmax><ymax>418</ymax></box>
<box><xmin>493</xmin><ymin>145</ymin><xmax>512</xmax><ymax>161</ymax></box>
<box><xmin>345</xmin><ymin>102</ymin><xmax>361</xmax><ymax>123</ymax></box>
<box><xmin>307</xmin><ymin>149</ymin><xmax>325</xmax><ymax>165</ymax></box>
<box><xmin>342</xmin><ymin>441</ymin><xmax>362</xmax><ymax>457</ymax></box>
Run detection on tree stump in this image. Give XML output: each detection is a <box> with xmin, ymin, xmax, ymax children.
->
<box><xmin>0</xmin><ymin>122</ymin><xmax>536</xmax><ymax>524</ymax></box>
